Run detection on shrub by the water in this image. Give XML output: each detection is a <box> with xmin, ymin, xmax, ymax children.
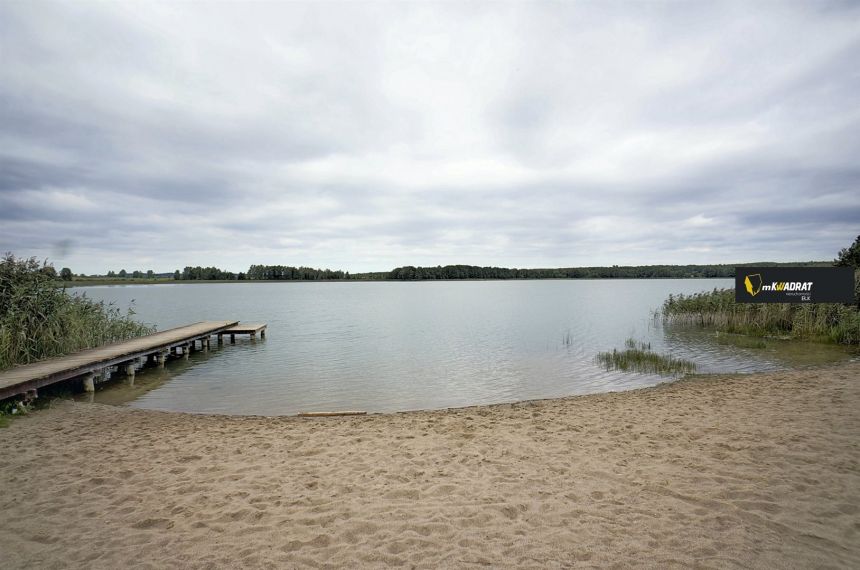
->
<box><xmin>661</xmin><ymin>288</ymin><xmax>860</xmax><ymax>345</ymax></box>
<box><xmin>0</xmin><ymin>254</ymin><xmax>155</xmax><ymax>370</ymax></box>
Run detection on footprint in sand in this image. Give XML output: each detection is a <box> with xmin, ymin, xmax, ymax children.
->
<box><xmin>131</xmin><ymin>518</ymin><xmax>174</xmax><ymax>530</ymax></box>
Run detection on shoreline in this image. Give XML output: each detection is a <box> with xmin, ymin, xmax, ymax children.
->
<box><xmin>84</xmin><ymin>357</ymin><xmax>858</xmax><ymax>418</ymax></box>
<box><xmin>2</xmin><ymin>363</ymin><xmax>859</xmax><ymax>568</ymax></box>
<box><xmin>61</xmin><ymin>276</ymin><xmax>735</xmax><ymax>287</ymax></box>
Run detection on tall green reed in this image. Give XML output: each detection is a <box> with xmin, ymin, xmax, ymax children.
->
<box><xmin>0</xmin><ymin>254</ymin><xmax>155</xmax><ymax>370</ymax></box>
<box><xmin>597</xmin><ymin>338</ymin><xmax>696</xmax><ymax>375</ymax></box>
<box><xmin>661</xmin><ymin>288</ymin><xmax>860</xmax><ymax>344</ymax></box>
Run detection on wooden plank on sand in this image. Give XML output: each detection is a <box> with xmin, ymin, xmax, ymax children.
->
<box><xmin>297</xmin><ymin>411</ymin><xmax>368</xmax><ymax>417</ymax></box>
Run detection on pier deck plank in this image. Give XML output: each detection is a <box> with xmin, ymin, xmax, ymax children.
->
<box><xmin>0</xmin><ymin>321</ymin><xmax>238</xmax><ymax>399</ymax></box>
<box><xmin>222</xmin><ymin>323</ymin><xmax>267</xmax><ymax>334</ymax></box>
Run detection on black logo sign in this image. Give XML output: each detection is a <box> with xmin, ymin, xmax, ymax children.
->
<box><xmin>735</xmin><ymin>267</ymin><xmax>854</xmax><ymax>303</ymax></box>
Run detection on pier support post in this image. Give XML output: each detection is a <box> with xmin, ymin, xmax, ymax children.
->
<box><xmin>124</xmin><ymin>363</ymin><xmax>136</xmax><ymax>386</ymax></box>
<box><xmin>183</xmin><ymin>344</ymin><xmax>190</xmax><ymax>360</ymax></box>
<box><xmin>260</xmin><ymin>329</ymin><xmax>266</xmax><ymax>339</ymax></box>
<box><xmin>230</xmin><ymin>334</ymin><xmax>235</xmax><ymax>344</ymax></box>
<box><xmin>203</xmin><ymin>337</ymin><xmax>210</xmax><ymax>351</ymax></box>
<box><xmin>217</xmin><ymin>334</ymin><xmax>223</xmax><ymax>345</ymax></box>
<box><xmin>157</xmin><ymin>351</ymin><xmax>168</xmax><ymax>368</ymax></box>
<box><xmin>82</xmin><ymin>373</ymin><xmax>95</xmax><ymax>392</ymax></box>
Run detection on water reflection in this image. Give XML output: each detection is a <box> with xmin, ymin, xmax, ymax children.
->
<box><xmin>662</xmin><ymin>326</ymin><xmax>857</xmax><ymax>372</ymax></box>
<box><xmin>77</xmin><ymin>337</ymin><xmax>264</xmax><ymax>408</ymax></box>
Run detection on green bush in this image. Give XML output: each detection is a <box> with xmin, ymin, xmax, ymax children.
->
<box><xmin>0</xmin><ymin>253</ymin><xmax>155</xmax><ymax>370</ymax></box>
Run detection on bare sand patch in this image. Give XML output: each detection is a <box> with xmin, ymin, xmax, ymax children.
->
<box><xmin>1</xmin><ymin>363</ymin><xmax>859</xmax><ymax>568</ymax></box>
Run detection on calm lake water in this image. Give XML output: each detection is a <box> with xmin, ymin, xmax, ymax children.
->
<box><xmin>75</xmin><ymin>280</ymin><xmax>855</xmax><ymax>415</ymax></box>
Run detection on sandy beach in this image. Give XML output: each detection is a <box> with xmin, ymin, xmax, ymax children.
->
<box><xmin>1</xmin><ymin>363</ymin><xmax>858</xmax><ymax>569</ymax></box>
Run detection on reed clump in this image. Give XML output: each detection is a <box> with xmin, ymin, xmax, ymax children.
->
<box><xmin>0</xmin><ymin>253</ymin><xmax>155</xmax><ymax>370</ymax></box>
<box><xmin>661</xmin><ymin>288</ymin><xmax>860</xmax><ymax>345</ymax></box>
<box><xmin>625</xmin><ymin>338</ymin><xmax>651</xmax><ymax>351</ymax></box>
<box><xmin>597</xmin><ymin>338</ymin><xmax>696</xmax><ymax>375</ymax></box>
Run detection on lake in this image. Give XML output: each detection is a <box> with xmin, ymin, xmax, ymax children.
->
<box><xmin>74</xmin><ymin>279</ymin><xmax>855</xmax><ymax>415</ymax></box>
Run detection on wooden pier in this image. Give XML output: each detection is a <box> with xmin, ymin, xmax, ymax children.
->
<box><xmin>0</xmin><ymin>321</ymin><xmax>267</xmax><ymax>401</ymax></box>
<box><xmin>218</xmin><ymin>323</ymin><xmax>267</xmax><ymax>344</ymax></box>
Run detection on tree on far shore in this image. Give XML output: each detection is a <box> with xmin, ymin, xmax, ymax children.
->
<box><xmin>835</xmin><ymin>234</ymin><xmax>860</xmax><ymax>307</ymax></box>
<box><xmin>835</xmin><ymin>235</ymin><xmax>860</xmax><ymax>268</ymax></box>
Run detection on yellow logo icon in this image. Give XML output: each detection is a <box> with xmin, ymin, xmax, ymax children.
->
<box><xmin>744</xmin><ymin>274</ymin><xmax>763</xmax><ymax>297</ymax></box>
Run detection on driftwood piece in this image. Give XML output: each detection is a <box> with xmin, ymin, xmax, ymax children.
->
<box><xmin>297</xmin><ymin>411</ymin><xmax>368</xmax><ymax>417</ymax></box>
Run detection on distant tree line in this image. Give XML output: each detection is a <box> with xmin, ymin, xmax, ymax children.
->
<box><xmin>48</xmin><ymin>267</ymin><xmax>159</xmax><ymax>281</ymax></box>
<box><xmin>80</xmin><ymin>259</ymin><xmax>837</xmax><ymax>282</ymax></box>
<box><xmin>384</xmin><ymin>262</ymin><xmax>832</xmax><ymax>280</ymax></box>
<box><xmin>176</xmin><ymin>266</ymin><xmax>246</xmax><ymax>281</ymax></box>
<box><xmin>172</xmin><ymin>265</ymin><xmax>353</xmax><ymax>281</ymax></box>
<box><xmin>246</xmin><ymin>265</ymin><xmax>347</xmax><ymax>280</ymax></box>
<box><xmin>106</xmin><ymin>269</ymin><xmax>157</xmax><ymax>279</ymax></box>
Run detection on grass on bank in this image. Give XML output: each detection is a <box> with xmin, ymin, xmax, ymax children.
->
<box><xmin>662</xmin><ymin>288</ymin><xmax>860</xmax><ymax>345</ymax></box>
<box><xmin>1</xmin><ymin>254</ymin><xmax>156</xmax><ymax>370</ymax></box>
<box><xmin>0</xmin><ymin>399</ymin><xmax>31</xmax><ymax>427</ymax></box>
<box><xmin>0</xmin><ymin>385</ymin><xmax>75</xmax><ymax>428</ymax></box>
<box><xmin>597</xmin><ymin>338</ymin><xmax>697</xmax><ymax>376</ymax></box>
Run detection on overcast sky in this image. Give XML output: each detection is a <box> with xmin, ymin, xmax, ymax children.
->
<box><xmin>1</xmin><ymin>1</ymin><xmax>858</xmax><ymax>274</ymax></box>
